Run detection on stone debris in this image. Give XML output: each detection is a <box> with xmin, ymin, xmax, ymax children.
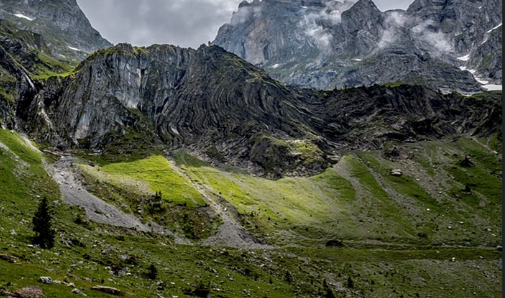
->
<box><xmin>38</xmin><ymin>276</ymin><xmax>52</xmax><ymax>284</ymax></box>
<box><xmin>390</xmin><ymin>169</ymin><xmax>402</xmax><ymax>176</ymax></box>
<box><xmin>91</xmin><ymin>285</ymin><xmax>126</xmax><ymax>296</ymax></box>
<box><xmin>71</xmin><ymin>288</ymin><xmax>87</xmax><ymax>296</ymax></box>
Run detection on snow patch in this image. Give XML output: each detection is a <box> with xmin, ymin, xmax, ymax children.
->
<box><xmin>271</xmin><ymin>64</ymin><xmax>280</xmax><ymax>69</ymax></box>
<box><xmin>459</xmin><ymin>66</ymin><xmax>466</xmax><ymax>71</ymax></box>
<box><xmin>487</xmin><ymin>23</ymin><xmax>502</xmax><ymax>33</ymax></box>
<box><xmin>457</xmin><ymin>54</ymin><xmax>470</xmax><ymax>61</ymax></box>
<box><xmin>463</xmin><ymin>68</ymin><xmax>502</xmax><ymax>90</ymax></box>
<box><xmin>482</xmin><ymin>84</ymin><xmax>502</xmax><ymax>91</ymax></box>
<box><xmin>353</xmin><ymin>58</ymin><xmax>362</xmax><ymax>62</ymax></box>
<box><xmin>475</xmin><ymin>77</ymin><xmax>489</xmax><ymax>85</ymax></box>
<box><xmin>68</xmin><ymin>46</ymin><xmax>81</xmax><ymax>51</ymax></box>
<box><xmin>14</xmin><ymin>13</ymin><xmax>33</xmax><ymax>21</ymax></box>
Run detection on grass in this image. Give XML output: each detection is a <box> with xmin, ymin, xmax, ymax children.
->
<box><xmin>173</xmin><ymin>151</ymin><xmax>360</xmax><ymax>244</ymax></box>
<box><xmin>79</xmin><ymin>155</ymin><xmax>205</xmax><ymax>207</ymax></box>
<box><xmin>30</xmin><ymin>52</ymin><xmax>76</xmax><ymax>80</ymax></box>
<box><xmin>0</xmin><ymin>130</ymin><xmax>501</xmax><ymax>297</ymax></box>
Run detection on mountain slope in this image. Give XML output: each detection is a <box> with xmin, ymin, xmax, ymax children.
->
<box><xmin>0</xmin><ymin>4</ymin><xmax>502</xmax><ymax>297</ymax></box>
<box><xmin>0</xmin><ymin>0</ymin><xmax>112</xmax><ymax>62</ymax></box>
<box><xmin>8</xmin><ymin>43</ymin><xmax>498</xmax><ymax>179</ymax></box>
<box><xmin>213</xmin><ymin>0</ymin><xmax>502</xmax><ymax>92</ymax></box>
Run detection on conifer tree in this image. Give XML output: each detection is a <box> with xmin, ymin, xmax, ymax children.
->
<box><xmin>32</xmin><ymin>197</ymin><xmax>55</xmax><ymax>249</ymax></box>
<box><xmin>147</xmin><ymin>263</ymin><xmax>158</xmax><ymax>280</ymax></box>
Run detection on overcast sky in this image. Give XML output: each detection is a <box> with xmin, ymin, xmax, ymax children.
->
<box><xmin>76</xmin><ymin>0</ymin><xmax>414</xmax><ymax>49</ymax></box>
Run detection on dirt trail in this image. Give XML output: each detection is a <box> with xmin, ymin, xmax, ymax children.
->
<box><xmin>169</xmin><ymin>156</ymin><xmax>270</xmax><ymax>249</ymax></box>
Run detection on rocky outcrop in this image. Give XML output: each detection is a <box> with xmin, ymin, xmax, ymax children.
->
<box><xmin>0</xmin><ymin>19</ymin><xmax>42</xmax><ymax>129</ymax></box>
<box><xmin>213</xmin><ymin>0</ymin><xmax>502</xmax><ymax>91</ymax></box>
<box><xmin>407</xmin><ymin>0</ymin><xmax>502</xmax><ymax>85</ymax></box>
<box><xmin>0</xmin><ymin>0</ymin><xmax>111</xmax><ymax>61</ymax></box>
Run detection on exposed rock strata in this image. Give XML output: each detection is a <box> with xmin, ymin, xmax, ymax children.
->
<box><xmin>8</xmin><ymin>43</ymin><xmax>500</xmax><ymax>177</ymax></box>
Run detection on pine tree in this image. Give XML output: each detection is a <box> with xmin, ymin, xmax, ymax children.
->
<box><xmin>32</xmin><ymin>197</ymin><xmax>55</xmax><ymax>249</ymax></box>
<box><xmin>347</xmin><ymin>276</ymin><xmax>354</xmax><ymax>289</ymax></box>
<box><xmin>147</xmin><ymin>263</ymin><xmax>158</xmax><ymax>280</ymax></box>
<box><xmin>323</xmin><ymin>279</ymin><xmax>336</xmax><ymax>298</ymax></box>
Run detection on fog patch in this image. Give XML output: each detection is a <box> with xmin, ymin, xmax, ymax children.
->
<box><xmin>411</xmin><ymin>19</ymin><xmax>453</xmax><ymax>54</ymax></box>
<box><xmin>230</xmin><ymin>4</ymin><xmax>262</xmax><ymax>25</ymax></box>
<box><xmin>378</xmin><ymin>11</ymin><xmax>453</xmax><ymax>54</ymax></box>
<box><xmin>299</xmin><ymin>1</ymin><xmax>355</xmax><ymax>51</ymax></box>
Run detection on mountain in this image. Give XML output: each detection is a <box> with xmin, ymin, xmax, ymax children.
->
<box><xmin>9</xmin><ymin>42</ymin><xmax>501</xmax><ymax>179</ymax></box>
<box><xmin>0</xmin><ymin>0</ymin><xmax>112</xmax><ymax>62</ymax></box>
<box><xmin>0</xmin><ymin>2</ymin><xmax>502</xmax><ymax>298</ymax></box>
<box><xmin>213</xmin><ymin>0</ymin><xmax>502</xmax><ymax>93</ymax></box>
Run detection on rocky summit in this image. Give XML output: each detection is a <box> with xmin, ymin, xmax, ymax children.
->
<box><xmin>0</xmin><ymin>0</ymin><xmax>111</xmax><ymax>62</ymax></box>
<box><xmin>213</xmin><ymin>0</ymin><xmax>502</xmax><ymax>93</ymax></box>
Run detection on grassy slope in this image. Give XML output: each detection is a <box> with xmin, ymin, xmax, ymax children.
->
<box><xmin>0</xmin><ymin>129</ymin><xmax>502</xmax><ymax>297</ymax></box>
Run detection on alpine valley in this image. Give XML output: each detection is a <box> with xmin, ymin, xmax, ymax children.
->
<box><xmin>0</xmin><ymin>0</ymin><xmax>502</xmax><ymax>297</ymax></box>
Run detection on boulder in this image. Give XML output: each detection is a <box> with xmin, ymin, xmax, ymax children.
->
<box><xmin>0</xmin><ymin>253</ymin><xmax>15</xmax><ymax>263</ymax></box>
<box><xmin>390</xmin><ymin>169</ymin><xmax>402</xmax><ymax>176</ymax></box>
<box><xmin>71</xmin><ymin>288</ymin><xmax>87</xmax><ymax>296</ymax></box>
<box><xmin>91</xmin><ymin>286</ymin><xmax>125</xmax><ymax>296</ymax></box>
<box><xmin>38</xmin><ymin>276</ymin><xmax>52</xmax><ymax>284</ymax></box>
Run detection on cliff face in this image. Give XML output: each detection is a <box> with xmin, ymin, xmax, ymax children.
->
<box><xmin>0</xmin><ymin>0</ymin><xmax>111</xmax><ymax>61</ymax></box>
<box><xmin>213</xmin><ymin>0</ymin><xmax>502</xmax><ymax>92</ymax></box>
<box><xmin>8</xmin><ymin>43</ymin><xmax>498</xmax><ymax>178</ymax></box>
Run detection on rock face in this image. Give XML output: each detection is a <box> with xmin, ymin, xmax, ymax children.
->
<box><xmin>0</xmin><ymin>19</ymin><xmax>42</xmax><ymax>129</ymax></box>
<box><xmin>8</xmin><ymin>43</ymin><xmax>498</xmax><ymax>177</ymax></box>
<box><xmin>0</xmin><ymin>13</ymin><xmax>501</xmax><ymax>177</ymax></box>
<box><xmin>213</xmin><ymin>0</ymin><xmax>502</xmax><ymax>92</ymax></box>
<box><xmin>0</xmin><ymin>0</ymin><xmax>112</xmax><ymax>61</ymax></box>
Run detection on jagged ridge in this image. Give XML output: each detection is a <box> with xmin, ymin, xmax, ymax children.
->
<box><xmin>213</xmin><ymin>0</ymin><xmax>502</xmax><ymax>92</ymax></box>
<box><xmin>9</xmin><ymin>43</ymin><xmax>500</xmax><ymax>178</ymax></box>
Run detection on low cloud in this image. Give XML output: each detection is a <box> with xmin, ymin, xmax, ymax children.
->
<box><xmin>378</xmin><ymin>11</ymin><xmax>453</xmax><ymax>54</ymax></box>
<box><xmin>77</xmin><ymin>0</ymin><xmax>240</xmax><ymax>49</ymax></box>
<box><xmin>299</xmin><ymin>0</ymin><xmax>355</xmax><ymax>51</ymax></box>
<box><xmin>410</xmin><ymin>20</ymin><xmax>453</xmax><ymax>53</ymax></box>
<box><xmin>378</xmin><ymin>11</ymin><xmax>408</xmax><ymax>49</ymax></box>
<box><xmin>230</xmin><ymin>3</ymin><xmax>262</xmax><ymax>25</ymax></box>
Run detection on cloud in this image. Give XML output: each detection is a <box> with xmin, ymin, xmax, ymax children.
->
<box><xmin>378</xmin><ymin>11</ymin><xmax>408</xmax><ymax>49</ymax></box>
<box><xmin>229</xmin><ymin>3</ymin><xmax>262</xmax><ymax>26</ymax></box>
<box><xmin>299</xmin><ymin>1</ymin><xmax>355</xmax><ymax>52</ymax></box>
<box><xmin>410</xmin><ymin>20</ymin><xmax>453</xmax><ymax>53</ymax></box>
<box><xmin>378</xmin><ymin>11</ymin><xmax>453</xmax><ymax>54</ymax></box>
<box><xmin>76</xmin><ymin>0</ymin><xmax>241</xmax><ymax>49</ymax></box>
<box><xmin>75</xmin><ymin>0</ymin><xmax>414</xmax><ymax>49</ymax></box>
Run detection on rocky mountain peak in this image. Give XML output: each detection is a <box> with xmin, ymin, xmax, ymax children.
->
<box><xmin>213</xmin><ymin>0</ymin><xmax>502</xmax><ymax>92</ymax></box>
<box><xmin>0</xmin><ymin>0</ymin><xmax>112</xmax><ymax>61</ymax></box>
<box><xmin>346</xmin><ymin>0</ymin><xmax>380</xmax><ymax>13</ymax></box>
